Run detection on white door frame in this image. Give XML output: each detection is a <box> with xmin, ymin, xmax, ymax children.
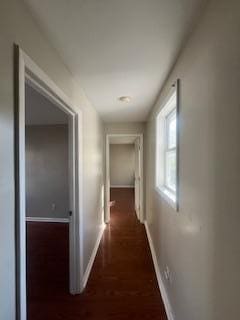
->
<box><xmin>14</xmin><ymin>46</ymin><xmax>84</xmax><ymax>320</ymax></box>
<box><xmin>134</xmin><ymin>137</ymin><xmax>141</xmax><ymax>220</ymax></box>
<box><xmin>105</xmin><ymin>134</ymin><xmax>144</xmax><ymax>223</ymax></box>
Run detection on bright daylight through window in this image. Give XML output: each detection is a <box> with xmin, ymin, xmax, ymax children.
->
<box><xmin>165</xmin><ymin>109</ymin><xmax>176</xmax><ymax>192</ymax></box>
<box><xmin>156</xmin><ymin>83</ymin><xmax>178</xmax><ymax>210</ymax></box>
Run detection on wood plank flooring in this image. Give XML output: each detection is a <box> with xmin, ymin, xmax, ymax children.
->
<box><xmin>27</xmin><ymin>188</ymin><xmax>167</xmax><ymax>319</ymax></box>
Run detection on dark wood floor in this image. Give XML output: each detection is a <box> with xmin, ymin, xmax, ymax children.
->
<box><xmin>27</xmin><ymin>188</ymin><xmax>167</xmax><ymax>319</ymax></box>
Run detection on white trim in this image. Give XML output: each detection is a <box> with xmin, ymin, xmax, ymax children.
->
<box><xmin>82</xmin><ymin>224</ymin><xmax>105</xmax><ymax>289</ymax></box>
<box><xmin>105</xmin><ymin>135</ymin><xmax>110</xmax><ymax>223</ymax></box>
<box><xmin>155</xmin><ymin>80</ymin><xmax>180</xmax><ymax>213</ymax></box>
<box><xmin>105</xmin><ymin>133</ymin><xmax>144</xmax><ymax>224</ymax></box>
<box><xmin>15</xmin><ymin>46</ymin><xmax>83</xmax><ymax>320</ymax></box>
<box><xmin>155</xmin><ymin>187</ymin><xmax>177</xmax><ymax>211</ymax></box>
<box><xmin>26</xmin><ymin>217</ymin><xmax>69</xmax><ymax>223</ymax></box>
<box><xmin>144</xmin><ymin>221</ymin><xmax>174</xmax><ymax>320</ymax></box>
<box><xmin>110</xmin><ymin>185</ymin><xmax>134</xmax><ymax>188</ymax></box>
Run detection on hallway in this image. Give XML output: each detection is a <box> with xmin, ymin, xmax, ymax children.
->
<box><xmin>27</xmin><ymin>188</ymin><xmax>167</xmax><ymax>319</ymax></box>
<box><xmin>1</xmin><ymin>1</ymin><xmax>239</xmax><ymax>319</ymax></box>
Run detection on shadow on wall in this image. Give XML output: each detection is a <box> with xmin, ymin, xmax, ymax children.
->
<box><xmin>25</xmin><ymin>124</ymin><xmax>69</xmax><ymax>219</ymax></box>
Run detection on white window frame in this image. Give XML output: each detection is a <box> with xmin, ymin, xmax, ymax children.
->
<box><xmin>155</xmin><ymin>80</ymin><xmax>179</xmax><ymax>211</ymax></box>
<box><xmin>164</xmin><ymin>108</ymin><xmax>177</xmax><ymax>193</ymax></box>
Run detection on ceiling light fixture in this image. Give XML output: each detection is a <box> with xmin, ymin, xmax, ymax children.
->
<box><xmin>118</xmin><ymin>96</ymin><xmax>132</xmax><ymax>103</ymax></box>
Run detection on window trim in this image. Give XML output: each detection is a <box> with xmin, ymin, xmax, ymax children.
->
<box><xmin>164</xmin><ymin>108</ymin><xmax>177</xmax><ymax>193</ymax></box>
<box><xmin>155</xmin><ymin>79</ymin><xmax>180</xmax><ymax>211</ymax></box>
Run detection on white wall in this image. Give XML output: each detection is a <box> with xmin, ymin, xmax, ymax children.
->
<box><xmin>104</xmin><ymin>122</ymin><xmax>145</xmax><ymax>135</ymax></box>
<box><xmin>110</xmin><ymin>144</ymin><xmax>135</xmax><ymax>187</ymax></box>
<box><xmin>0</xmin><ymin>0</ymin><xmax>104</xmax><ymax>318</ymax></box>
<box><xmin>25</xmin><ymin>125</ymin><xmax>69</xmax><ymax>219</ymax></box>
<box><xmin>145</xmin><ymin>0</ymin><xmax>240</xmax><ymax>319</ymax></box>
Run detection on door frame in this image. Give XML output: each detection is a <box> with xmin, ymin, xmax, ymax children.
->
<box><xmin>105</xmin><ymin>133</ymin><xmax>144</xmax><ymax>223</ymax></box>
<box><xmin>134</xmin><ymin>137</ymin><xmax>141</xmax><ymax>220</ymax></box>
<box><xmin>14</xmin><ymin>45</ymin><xmax>84</xmax><ymax>320</ymax></box>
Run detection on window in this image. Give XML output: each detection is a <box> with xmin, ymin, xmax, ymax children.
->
<box><xmin>165</xmin><ymin>109</ymin><xmax>177</xmax><ymax>192</ymax></box>
<box><xmin>156</xmin><ymin>82</ymin><xmax>179</xmax><ymax>210</ymax></box>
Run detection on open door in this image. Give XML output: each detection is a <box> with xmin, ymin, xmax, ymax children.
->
<box><xmin>15</xmin><ymin>47</ymin><xmax>83</xmax><ymax>320</ymax></box>
<box><xmin>134</xmin><ymin>137</ymin><xmax>141</xmax><ymax>220</ymax></box>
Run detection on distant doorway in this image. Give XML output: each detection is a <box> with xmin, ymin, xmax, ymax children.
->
<box><xmin>105</xmin><ymin>134</ymin><xmax>143</xmax><ymax>223</ymax></box>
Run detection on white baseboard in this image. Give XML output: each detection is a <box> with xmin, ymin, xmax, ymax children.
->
<box><xmin>82</xmin><ymin>223</ymin><xmax>105</xmax><ymax>289</ymax></box>
<box><xmin>144</xmin><ymin>221</ymin><xmax>174</xmax><ymax>320</ymax></box>
<box><xmin>110</xmin><ymin>185</ymin><xmax>134</xmax><ymax>188</ymax></box>
<box><xmin>26</xmin><ymin>217</ymin><xmax>69</xmax><ymax>223</ymax></box>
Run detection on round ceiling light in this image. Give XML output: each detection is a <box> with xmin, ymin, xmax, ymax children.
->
<box><xmin>118</xmin><ymin>96</ymin><xmax>132</xmax><ymax>103</ymax></box>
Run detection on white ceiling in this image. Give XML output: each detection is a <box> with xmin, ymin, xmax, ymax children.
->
<box><xmin>25</xmin><ymin>84</ymin><xmax>68</xmax><ymax>125</ymax></box>
<box><xmin>24</xmin><ymin>0</ymin><xmax>205</xmax><ymax>122</ymax></box>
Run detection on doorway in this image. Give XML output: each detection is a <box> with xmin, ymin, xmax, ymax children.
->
<box><xmin>14</xmin><ymin>47</ymin><xmax>83</xmax><ymax>320</ymax></box>
<box><xmin>105</xmin><ymin>134</ymin><xmax>143</xmax><ymax>223</ymax></box>
<box><xmin>25</xmin><ymin>82</ymin><xmax>70</xmax><ymax>318</ymax></box>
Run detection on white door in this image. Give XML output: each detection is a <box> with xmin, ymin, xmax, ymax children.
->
<box><xmin>134</xmin><ymin>138</ymin><xmax>141</xmax><ymax>220</ymax></box>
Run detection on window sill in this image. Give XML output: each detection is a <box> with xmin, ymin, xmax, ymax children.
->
<box><xmin>155</xmin><ymin>186</ymin><xmax>178</xmax><ymax>211</ymax></box>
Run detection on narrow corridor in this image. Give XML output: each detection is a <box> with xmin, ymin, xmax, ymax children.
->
<box><xmin>27</xmin><ymin>188</ymin><xmax>167</xmax><ymax>319</ymax></box>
